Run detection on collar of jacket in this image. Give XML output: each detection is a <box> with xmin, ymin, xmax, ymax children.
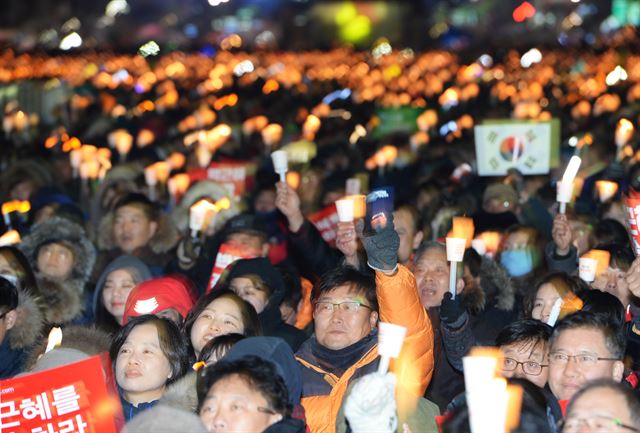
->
<box><xmin>297</xmin><ymin>329</ymin><xmax>378</xmax><ymax>378</ymax></box>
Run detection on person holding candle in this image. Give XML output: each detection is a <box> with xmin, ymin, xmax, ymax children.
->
<box><xmin>96</xmin><ymin>193</ymin><xmax>178</xmax><ymax>278</ymax></box>
<box><xmin>111</xmin><ymin>315</ymin><xmax>190</xmax><ymax>422</ymax></box>
<box><xmin>19</xmin><ymin>216</ymin><xmax>96</xmax><ymax>325</ymax></box>
<box><xmin>527</xmin><ymin>273</ymin><xmax>586</xmax><ymax>324</ymax></box>
<box><xmin>295</xmin><ymin>214</ymin><xmax>433</xmax><ymax>433</ymax></box>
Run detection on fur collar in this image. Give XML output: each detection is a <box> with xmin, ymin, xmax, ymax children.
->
<box><xmin>9</xmin><ymin>288</ymin><xmax>44</xmax><ymax>350</ymax></box>
<box><xmin>462</xmin><ymin>257</ymin><xmax>516</xmax><ymax>314</ymax></box>
<box><xmin>160</xmin><ymin>372</ymin><xmax>198</xmax><ymax>413</ymax></box>
<box><xmin>35</xmin><ymin>274</ymin><xmax>85</xmax><ymax>325</ymax></box>
<box><xmin>96</xmin><ymin>212</ymin><xmax>178</xmax><ymax>254</ymax></box>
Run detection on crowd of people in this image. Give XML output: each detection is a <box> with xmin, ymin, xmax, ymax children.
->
<box><xmin>2</xmin><ymin>30</ymin><xmax>640</xmax><ymax>432</ymax></box>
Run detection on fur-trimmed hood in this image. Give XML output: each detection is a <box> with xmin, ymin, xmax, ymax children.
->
<box><xmin>24</xmin><ymin>325</ymin><xmax>112</xmax><ymax>372</ymax></box>
<box><xmin>462</xmin><ymin>257</ymin><xmax>516</xmax><ymax>314</ymax></box>
<box><xmin>171</xmin><ymin>180</ymin><xmax>241</xmax><ymax>235</ymax></box>
<box><xmin>160</xmin><ymin>371</ymin><xmax>198</xmax><ymax>413</ymax></box>
<box><xmin>19</xmin><ymin>216</ymin><xmax>96</xmax><ymax>284</ymax></box>
<box><xmin>35</xmin><ymin>274</ymin><xmax>86</xmax><ymax>325</ymax></box>
<box><xmin>8</xmin><ymin>288</ymin><xmax>44</xmax><ymax>350</ymax></box>
<box><xmin>96</xmin><ymin>211</ymin><xmax>178</xmax><ymax>254</ymax></box>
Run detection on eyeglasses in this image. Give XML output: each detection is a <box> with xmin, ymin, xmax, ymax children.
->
<box><xmin>559</xmin><ymin>415</ymin><xmax>639</xmax><ymax>432</ymax></box>
<box><xmin>548</xmin><ymin>352</ymin><xmax>620</xmax><ymax>367</ymax></box>
<box><xmin>314</xmin><ymin>301</ymin><xmax>372</xmax><ymax>315</ymax></box>
<box><xmin>501</xmin><ymin>358</ymin><xmax>547</xmax><ymax>376</ymax></box>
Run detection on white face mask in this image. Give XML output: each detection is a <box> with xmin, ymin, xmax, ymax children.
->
<box><xmin>0</xmin><ymin>274</ymin><xmax>20</xmax><ymax>288</ymax></box>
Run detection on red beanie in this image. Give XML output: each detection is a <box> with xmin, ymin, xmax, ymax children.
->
<box><xmin>123</xmin><ymin>276</ymin><xmax>194</xmax><ymax>324</ymax></box>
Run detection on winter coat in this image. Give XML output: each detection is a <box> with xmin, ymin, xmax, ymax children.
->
<box><xmin>287</xmin><ymin>219</ymin><xmax>344</xmax><ymax>281</ymax></box>
<box><xmin>0</xmin><ymin>287</ymin><xmax>44</xmax><ymax>378</ymax></box>
<box><xmin>264</xmin><ymin>419</ymin><xmax>307</xmax><ymax>433</ymax></box>
<box><xmin>295</xmin><ymin>265</ymin><xmax>434</xmax><ymax>433</ymax></box>
<box><xmin>441</xmin><ymin>257</ymin><xmax>519</xmax><ymax>369</ymax></box>
<box><xmin>544</xmin><ymin>242</ymin><xmax>578</xmax><ymax>275</ymax></box>
<box><xmin>92</xmin><ymin>255</ymin><xmax>152</xmax><ymax>332</ymax></box>
<box><xmin>120</xmin><ymin>396</ymin><xmax>158</xmax><ymax>423</ymax></box>
<box><xmin>225</xmin><ymin>258</ymin><xmax>307</xmax><ymax>351</ymax></box>
<box><xmin>19</xmin><ymin>216</ymin><xmax>96</xmax><ymax>325</ymax></box>
<box><xmin>95</xmin><ymin>210</ymin><xmax>179</xmax><ymax>278</ymax></box>
<box><xmin>160</xmin><ymin>372</ymin><xmax>198</xmax><ymax>413</ymax></box>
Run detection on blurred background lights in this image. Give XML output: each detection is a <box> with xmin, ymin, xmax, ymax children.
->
<box><xmin>520</xmin><ymin>48</ymin><xmax>542</xmax><ymax>68</ymax></box>
<box><xmin>233</xmin><ymin>60</ymin><xmax>254</xmax><ymax>77</ymax></box>
<box><xmin>209</xmin><ymin>0</ymin><xmax>230</xmax><ymax>6</ymax></box>
<box><xmin>105</xmin><ymin>0</ymin><xmax>129</xmax><ymax>18</ymax></box>
<box><xmin>59</xmin><ymin>32</ymin><xmax>82</xmax><ymax>50</ymax></box>
<box><xmin>138</xmin><ymin>40</ymin><xmax>160</xmax><ymax>57</ymax></box>
<box><xmin>606</xmin><ymin>65</ymin><xmax>628</xmax><ymax>86</ymax></box>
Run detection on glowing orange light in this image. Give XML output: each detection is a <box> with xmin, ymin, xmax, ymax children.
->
<box><xmin>513</xmin><ymin>1</ymin><xmax>536</xmax><ymax>23</ymax></box>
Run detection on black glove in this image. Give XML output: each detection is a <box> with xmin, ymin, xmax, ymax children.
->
<box><xmin>178</xmin><ymin>235</ymin><xmax>202</xmax><ymax>269</ymax></box>
<box><xmin>439</xmin><ymin>292</ymin><xmax>466</xmax><ymax>327</ymax></box>
<box><xmin>356</xmin><ymin>216</ymin><xmax>399</xmax><ymax>272</ymax></box>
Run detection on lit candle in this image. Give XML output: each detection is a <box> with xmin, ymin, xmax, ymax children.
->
<box><xmin>45</xmin><ymin>327</ymin><xmax>63</xmax><ymax>353</ymax></box>
<box><xmin>595</xmin><ymin>180</ymin><xmax>619</xmax><ymax>202</ymax></box>
<box><xmin>189</xmin><ymin>199</ymin><xmax>217</xmax><ymax>237</ymax></box>
<box><xmin>167</xmin><ymin>174</ymin><xmax>190</xmax><ymax>203</ymax></box>
<box><xmin>112</xmin><ymin>129</ymin><xmax>133</xmax><ymax>161</ymax></box>
<box><xmin>0</xmin><ymin>230</ymin><xmax>21</xmax><ymax>247</ymax></box>
<box><xmin>557</xmin><ymin>156</ymin><xmax>582</xmax><ymax>214</ymax></box>
<box><xmin>446</xmin><ymin>237</ymin><xmax>466</xmax><ymax>299</ymax></box>
<box><xmin>615</xmin><ymin>118</ymin><xmax>634</xmax><ymax>148</ymax></box>
<box><xmin>136</xmin><ymin>129</ymin><xmax>155</xmax><ymax>148</ymax></box>
<box><xmin>452</xmin><ymin>217</ymin><xmax>475</xmax><ymax>248</ymax></box>
<box><xmin>286</xmin><ymin>171</ymin><xmax>301</xmax><ymax>189</ymax></box>
<box><xmin>262</xmin><ymin>124</ymin><xmax>283</xmax><ymax>147</ymax></box>
<box><xmin>167</xmin><ymin>152</ymin><xmax>186</xmax><ymax>170</ymax></box>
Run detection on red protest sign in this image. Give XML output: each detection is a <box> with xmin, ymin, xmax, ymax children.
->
<box><xmin>625</xmin><ymin>193</ymin><xmax>640</xmax><ymax>257</ymax></box>
<box><xmin>188</xmin><ymin>161</ymin><xmax>255</xmax><ymax>197</ymax></box>
<box><xmin>0</xmin><ymin>354</ymin><xmax>122</xmax><ymax>433</ymax></box>
<box><xmin>308</xmin><ymin>204</ymin><xmax>339</xmax><ymax>247</ymax></box>
<box><xmin>207</xmin><ymin>242</ymin><xmax>257</xmax><ymax>292</ymax></box>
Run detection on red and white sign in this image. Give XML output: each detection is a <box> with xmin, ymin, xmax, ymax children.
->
<box><xmin>308</xmin><ymin>204</ymin><xmax>339</xmax><ymax>247</ymax></box>
<box><xmin>625</xmin><ymin>192</ymin><xmax>640</xmax><ymax>256</ymax></box>
<box><xmin>0</xmin><ymin>354</ymin><xmax>122</xmax><ymax>433</ymax></box>
<box><xmin>188</xmin><ymin>161</ymin><xmax>255</xmax><ymax>197</ymax></box>
<box><xmin>207</xmin><ymin>243</ymin><xmax>257</xmax><ymax>292</ymax></box>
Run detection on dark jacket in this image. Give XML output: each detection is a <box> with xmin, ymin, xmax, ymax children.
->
<box><xmin>120</xmin><ymin>396</ymin><xmax>158</xmax><ymax>423</ymax></box>
<box><xmin>544</xmin><ymin>242</ymin><xmax>578</xmax><ymax>275</ymax></box>
<box><xmin>264</xmin><ymin>419</ymin><xmax>307</xmax><ymax>433</ymax></box>
<box><xmin>0</xmin><ymin>287</ymin><xmax>43</xmax><ymax>378</ymax></box>
<box><xmin>225</xmin><ymin>258</ymin><xmax>307</xmax><ymax>351</ymax></box>
<box><xmin>287</xmin><ymin>219</ymin><xmax>344</xmax><ymax>281</ymax></box>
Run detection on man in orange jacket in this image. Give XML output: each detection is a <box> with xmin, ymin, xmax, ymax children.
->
<box><xmin>295</xmin><ymin>215</ymin><xmax>434</xmax><ymax>433</ymax></box>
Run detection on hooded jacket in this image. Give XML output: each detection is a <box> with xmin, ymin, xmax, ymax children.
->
<box><xmin>0</xmin><ymin>287</ymin><xmax>44</xmax><ymax>378</ymax></box>
<box><xmin>225</xmin><ymin>258</ymin><xmax>307</xmax><ymax>351</ymax></box>
<box><xmin>295</xmin><ymin>265</ymin><xmax>434</xmax><ymax>433</ymax></box>
<box><xmin>224</xmin><ymin>336</ymin><xmax>303</xmax><ymax>406</ymax></box>
<box><xmin>19</xmin><ymin>216</ymin><xmax>96</xmax><ymax>325</ymax></box>
<box><xmin>93</xmin><ymin>255</ymin><xmax>152</xmax><ymax>331</ymax></box>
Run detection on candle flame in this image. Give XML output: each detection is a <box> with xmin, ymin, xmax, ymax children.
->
<box><xmin>595</xmin><ymin>180</ymin><xmax>618</xmax><ymax>202</ymax></box>
<box><xmin>2</xmin><ymin>200</ymin><xmax>31</xmax><ymax>215</ymax></box>
<box><xmin>583</xmin><ymin>249</ymin><xmax>611</xmax><ymax>277</ymax></box>
<box><xmin>0</xmin><ymin>230</ymin><xmax>21</xmax><ymax>247</ymax></box>
<box><xmin>615</xmin><ymin>118</ymin><xmax>634</xmax><ymax>147</ymax></box>
<box><xmin>45</xmin><ymin>327</ymin><xmax>63</xmax><ymax>353</ymax></box>
<box><xmin>452</xmin><ymin>217</ymin><xmax>475</xmax><ymax>248</ymax></box>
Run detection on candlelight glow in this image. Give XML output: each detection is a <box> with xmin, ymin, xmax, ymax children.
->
<box><xmin>583</xmin><ymin>249</ymin><xmax>611</xmax><ymax>277</ymax></box>
<box><xmin>452</xmin><ymin>216</ymin><xmax>475</xmax><ymax>248</ymax></box>
<box><xmin>595</xmin><ymin>180</ymin><xmax>619</xmax><ymax>202</ymax></box>
<box><xmin>0</xmin><ymin>230</ymin><xmax>21</xmax><ymax>247</ymax></box>
<box><xmin>615</xmin><ymin>118</ymin><xmax>634</xmax><ymax>148</ymax></box>
<box><xmin>286</xmin><ymin>171</ymin><xmax>301</xmax><ymax>189</ymax></box>
<box><xmin>45</xmin><ymin>327</ymin><xmax>63</xmax><ymax>353</ymax></box>
<box><xmin>476</xmin><ymin>231</ymin><xmax>502</xmax><ymax>256</ymax></box>
<box><xmin>167</xmin><ymin>152</ymin><xmax>187</xmax><ymax>170</ymax></box>
<box><xmin>2</xmin><ymin>200</ymin><xmax>31</xmax><ymax>215</ymax></box>
<box><xmin>167</xmin><ymin>174</ymin><xmax>190</xmax><ymax>199</ymax></box>
<box><xmin>262</xmin><ymin>123</ymin><xmax>283</xmax><ymax>146</ymax></box>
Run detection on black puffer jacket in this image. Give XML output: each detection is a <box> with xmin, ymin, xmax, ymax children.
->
<box><xmin>224</xmin><ymin>258</ymin><xmax>307</xmax><ymax>351</ymax></box>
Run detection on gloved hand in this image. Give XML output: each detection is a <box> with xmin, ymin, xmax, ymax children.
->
<box><xmin>177</xmin><ymin>235</ymin><xmax>202</xmax><ymax>270</ymax></box>
<box><xmin>344</xmin><ymin>372</ymin><xmax>397</xmax><ymax>433</ymax></box>
<box><xmin>356</xmin><ymin>216</ymin><xmax>400</xmax><ymax>273</ymax></box>
<box><xmin>439</xmin><ymin>292</ymin><xmax>467</xmax><ymax>328</ymax></box>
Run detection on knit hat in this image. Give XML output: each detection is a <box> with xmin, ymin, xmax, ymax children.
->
<box><xmin>482</xmin><ymin>183</ymin><xmax>519</xmax><ymax>208</ymax></box>
<box><xmin>123</xmin><ymin>276</ymin><xmax>195</xmax><ymax>324</ymax></box>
